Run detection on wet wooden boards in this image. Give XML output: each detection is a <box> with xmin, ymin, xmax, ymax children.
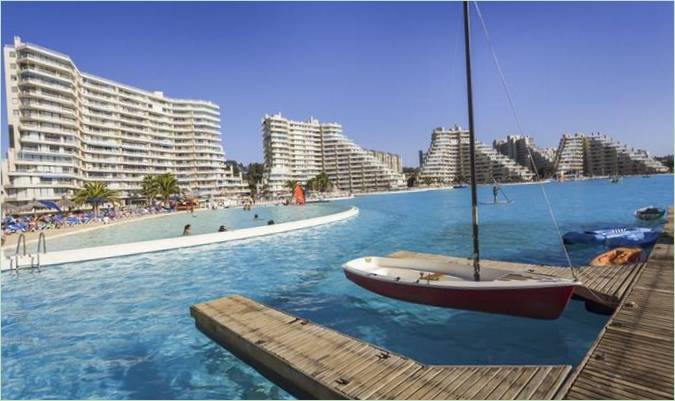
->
<box><xmin>559</xmin><ymin>208</ymin><xmax>674</xmax><ymax>400</ymax></box>
<box><xmin>191</xmin><ymin>295</ymin><xmax>571</xmax><ymax>399</ymax></box>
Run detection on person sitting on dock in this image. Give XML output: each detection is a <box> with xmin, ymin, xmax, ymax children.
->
<box><xmin>218</xmin><ymin>225</ymin><xmax>227</xmax><ymax>232</ymax></box>
<box><xmin>183</xmin><ymin>224</ymin><xmax>192</xmax><ymax>236</ymax></box>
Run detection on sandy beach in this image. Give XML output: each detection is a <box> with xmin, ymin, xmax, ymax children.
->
<box><xmin>2</xmin><ymin>211</ymin><xmax>185</xmax><ymax>253</ymax></box>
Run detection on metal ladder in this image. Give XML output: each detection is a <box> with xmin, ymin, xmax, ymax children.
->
<box><xmin>9</xmin><ymin>233</ymin><xmax>45</xmax><ymax>271</ymax></box>
<box><xmin>35</xmin><ymin>232</ymin><xmax>46</xmax><ymax>269</ymax></box>
<box><xmin>10</xmin><ymin>233</ymin><xmax>29</xmax><ymax>270</ymax></box>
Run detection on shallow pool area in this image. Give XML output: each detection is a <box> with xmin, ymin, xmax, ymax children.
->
<box><xmin>2</xmin><ymin>176</ymin><xmax>672</xmax><ymax>399</ymax></box>
<box><xmin>43</xmin><ymin>202</ymin><xmax>349</xmax><ymax>252</ymax></box>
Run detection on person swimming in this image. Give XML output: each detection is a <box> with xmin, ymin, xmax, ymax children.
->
<box><xmin>254</xmin><ymin>214</ymin><xmax>258</xmax><ymax>219</ymax></box>
<box><xmin>218</xmin><ymin>225</ymin><xmax>227</xmax><ymax>232</ymax></box>
<box><xmin>267</xmin><ymin>220</ymin><xmax>275</xmax><ymax>225</ymax></box>
<box><xmin>183</xmin><ymin>224</ymin><xmax>192</xmax><ymax>236</ymax></box>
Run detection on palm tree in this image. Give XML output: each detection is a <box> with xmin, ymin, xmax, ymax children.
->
<box><xmin>315</xmin><ymin>172</ymin><xmax>331</xmax><ymax>192</ymax></box>
<box><xmin>285</xmin><ymin>180</ymin><xmax>297</xmax><ymax>195</ymax></box>
<box><xmin>155</xmin><ymin>173</ymin><xmax>180</xmax><ymax>204</ymax></box>
<box><xmin>72</xmin><ymin>182</ymin><xmax>119</xmax><ymax>217</ymax></box>
<box><xmin>306</xmin><ymin>172</ymin><xmax>331</xmax><ymax>193</ymax></box>
<box><xmin>140</xmin><ymin>175</ymin><xmax>160</xmax><ymax>205</ymax></box>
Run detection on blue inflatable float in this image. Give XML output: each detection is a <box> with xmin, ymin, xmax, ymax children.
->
<box><xmin>563</xmin><ymin>227</ymin><xmax>660</xmax><ymax>248</ymax></box>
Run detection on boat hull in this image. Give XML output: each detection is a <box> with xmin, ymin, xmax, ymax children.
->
<box><xmin>590</xmin><ymin>247</ymin><xmax>642</xmax><ymax>266</ymax></box>
<box><xmin>344</xmin><ymin>270</ymin><xmax>575</xmax><ymax>320</ymax></box>
<box><xmin>634</xmin><ymin>209</ymin><xmax>665</xmax><ymax>221</ymax></box>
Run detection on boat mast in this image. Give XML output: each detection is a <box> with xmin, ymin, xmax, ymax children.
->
<box><xmin>462</xmin><ymin>0</ymin><xmax>481</xmax><ymax>281</ymax></box>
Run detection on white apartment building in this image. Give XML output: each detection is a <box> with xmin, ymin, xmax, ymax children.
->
<box><xmin>553</xmin><ymin>134</ymin><xmax>586</xmax><ymax>177</ymax></box>
<box><xmin>419</xmin><ymin>126</ymin><xmax>534</xmax><ymax>184</ymax></box>
<box><xmin>367</xmin><ymin>150</ymin><xmax>402</xmax><ymax>174</ymax></box>
<box><xmin>493</xmin><ymin>135</ymin><xmax>555</xmax><ymax>175</ymax></box>
<box><xmin>2</xmin><ymin>37</ymin><xmax>247</xmax><ymax>207</ymax></box>
<box><xmin>262</xmin><ymin>113</ymin><xmax>406</xmax><ymax>195</ymax></box>
<box><xmin>554</xmin><ymin>133</ymin><xmax>667</xmax><ymax>177</ymax></box>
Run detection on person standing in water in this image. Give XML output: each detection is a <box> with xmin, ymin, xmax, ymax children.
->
<box><xmin>183</xmin><ymin>224</ymin><xmax>192</xmax><ymax>236</ymax></box>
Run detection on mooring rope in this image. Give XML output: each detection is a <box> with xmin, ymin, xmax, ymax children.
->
<box><xmin>473</xmin><ymin>2</ymin><xmax>577</xmax><ymax>280</ymax></box>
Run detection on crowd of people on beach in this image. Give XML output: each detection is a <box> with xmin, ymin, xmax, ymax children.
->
<box><xmin>1</xmin><ymin>204</ymin><xmax>176</xmax><ymax>237</ymax></box>
<box><xmin>3</xmin><ymin>192</ymin><xmax>320</xmax><ymax>244</ymax></box>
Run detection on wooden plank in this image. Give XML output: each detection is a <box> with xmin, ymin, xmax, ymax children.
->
<box><xmin>561</xmin><ymin>210</ymin><xmax>674</xmax><ymax>400</ymax></box>
<box><xmin>193</xmin><ymin>297</ymin><xmax>575</xmax><ymax>399</ymax></box>
<box><xmin>477</xmin><ymin>367</ymin><xmax>523</xmax><ymax>399</ymax></box>
<box><xmin>354</xmin><ymin>360</ymin><xmax>421</xmax><ymax>399</ymax></box>
<box><xmin>409</xmin><ymin>367</ymin><xmax>459</xmax><ymax>400</ymax></box>
<box><xmin>430</xmin><ymin>367</ymin><xmax>481</xmax><ymax>399</ymax></box>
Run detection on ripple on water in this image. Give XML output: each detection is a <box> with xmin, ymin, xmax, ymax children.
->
<box><xmin>2</xmin><ymin>176</ymin><xmax>673</xmax><ymax>399</ymax></box>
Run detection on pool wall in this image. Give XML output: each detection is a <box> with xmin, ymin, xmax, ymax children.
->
<box><xmin>2</xmin><ymin>207</ymin><xmax>359</xmax><ymax>270</ymax></box>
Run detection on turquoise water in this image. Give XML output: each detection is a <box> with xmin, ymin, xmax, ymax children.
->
<box><xmin>41</xmin><ymin>203</ymin><xmax>348</xmax><ymax>252</ymax></box>
<box><xmin>2</xmin><ymin>175</ymin><xmax>672</xmax><ymax>399</ymax></box>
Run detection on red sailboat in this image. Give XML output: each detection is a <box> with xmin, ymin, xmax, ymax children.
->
<box><xmin>342</xmin><ymin>1</ymin><xmax>578</xmax><ymax>320</ymax></box>
<box><xmin>294</xmin><ymin>183</ymin><xmax>305</xmax><ymax>205</ymax></box>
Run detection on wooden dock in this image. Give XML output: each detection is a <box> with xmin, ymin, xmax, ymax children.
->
<box><xmin>558</xmin><ymin>209</ymin><xmax>673</xmax><ymax>399</ymax></box>
<box><xmin>191</xmin><ymin>295</ymin><xmax>571</xmax><ymax>399</ymax></box>
<box><xmin>191</xmin><ymin>209</ymin><xmax>673</xmax><ymax>399</ymax></box>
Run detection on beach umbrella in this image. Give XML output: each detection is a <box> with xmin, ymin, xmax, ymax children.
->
<box><xmin>39</xmin><ymin>200</ymin><xmax>62</xmax><ymax>212</ymax></box>
<box><xmin>2</xmin><ymin>203</ymin><xmax>24</xmax><ymax>215</ymax></box>
<box><xmin>24</xmin><ymin>199</ymin><xmax>46</xmax><ymax>211</ymax></box>
<box><xmin>57</xmin><ymin>196</ymin><xmax>77</xmax><ymax>210</ymax></box>
<box><xmin>1</xmin><ymin>199</ymin><xmax>44</xmax><ymax>215</ymax></box>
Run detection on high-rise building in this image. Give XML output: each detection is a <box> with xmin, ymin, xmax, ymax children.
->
<box><xmin>2</xmin><ymin>37</ymin><xmax>247</xmax><ymax>207</ymax></box>
<box><xmin>493</xmin><ymin>135</ymin><xmax>555</xmax><ymax>175</ymax></box>
<box><xmin>553</xmin><ymin>134</ymin><xmax>586</xmax><ymax>177</ymax></box>
<box><xmin>367</xmin><ymin>150</ymin><xmax>402</xmax><ymax>174</ymax></box>
<box><xmin>553</xmin><ymin>133</ymin><xmax>667</xmax><ymax>177</ymax></box>
<box><xmin>419</xmin><ymin>126</ymin><xmax>534</xmax><ymax>184</ymax></box>
<box><xmin>261</xmin><ymin>113</ymin><xmax>406</xmax><ymax>195</ymax></box>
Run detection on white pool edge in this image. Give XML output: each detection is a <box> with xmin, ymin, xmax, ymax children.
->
<box><xmin>2</xmin><ymin>207</ymin><xmax>359</xmax><ymax>271</ymax></box>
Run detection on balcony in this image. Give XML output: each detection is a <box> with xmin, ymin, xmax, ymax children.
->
<box><xmin>19</xmin><ymin>77</ymin><xmax>76</xmax><ymax>97</ymax></box>
<box><xmin>19</xmin><ymin>90</ymin><xmax>75</xmax><ymax>106</ymax></box>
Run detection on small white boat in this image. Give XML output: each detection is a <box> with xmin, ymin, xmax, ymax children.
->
<box><xmin>342</xmin><ymin>2</ymin><xmax>580</xmax><ymax>321</ymax></box>
<box><xmin>343</xmin><ymin>257</ymin><xmax>577</xmax><ymax>320</ymax></box>
<box><xmin>634</xmin><ymin>206</ymin><xmax>666</xmax><ymax>221</ymax></box>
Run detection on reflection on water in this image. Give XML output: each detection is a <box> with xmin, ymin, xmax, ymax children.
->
<box><xmin>2</xmin><ymin>175</ymin><xmax>672</xmax><ymax>399</ymax></box>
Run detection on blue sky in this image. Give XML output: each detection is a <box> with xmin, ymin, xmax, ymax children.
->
<box><xmin>2</xmin><ymin>1</ymin><xmax>673</xmax><ymax>165</ymax></box>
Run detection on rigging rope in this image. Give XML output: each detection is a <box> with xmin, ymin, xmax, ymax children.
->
<box><xmin>473</xmin><ymin>2</ymin><xmax>577</xmax><ymax>279</ymax></box>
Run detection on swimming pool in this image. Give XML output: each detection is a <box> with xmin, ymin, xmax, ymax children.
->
<box><xmin>42</xmin><ymin>202</ymin><xmax>350</xmax><ymax>252</ymax></box>
<box><xmin>2</xmin><ymin>175</ymin><xmax>672</xmax><ymax>399</ymax></box>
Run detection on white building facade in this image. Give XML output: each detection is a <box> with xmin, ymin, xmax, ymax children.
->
<box><xmin>262</xmin><ymin>113</ymin><xmax>406</xmax><ymax>195</ymax></box>
<box><xmin>493</xmin><ymin>134</ymin><xmax>556</xmax><ymax>175</ymax></box>
<box><xmin>419</xmin><ymin>126</ymin><xmax>534</xmax><ymax>184</ymax></box>
<box><xmin>553</xmin><ymin>133</ymin><xmax>667</xmax><ymax>177</ymax></box>
<box><xmin>2</xmin><ymin>37</ymin><xmax>247</xmax><ymax>206</ymax></box>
